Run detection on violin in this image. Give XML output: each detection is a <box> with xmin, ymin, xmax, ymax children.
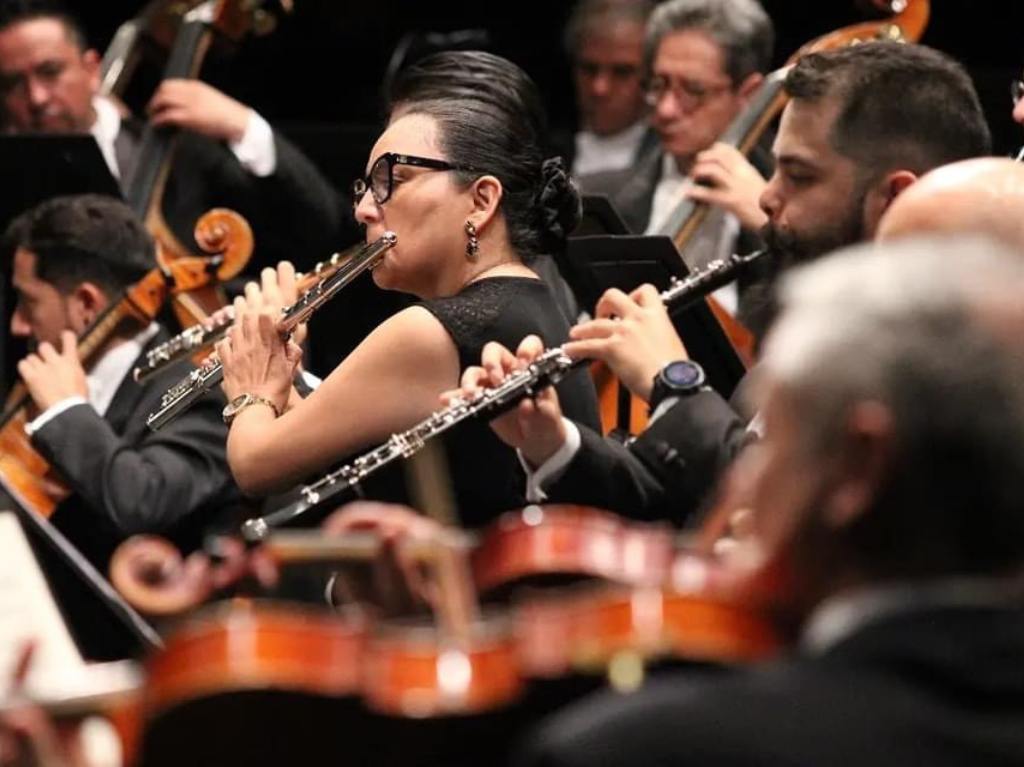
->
<box><xmin>596</xmin><ymin>0</ymin><xmax>931</xmax><ymax>437</ymax></box>
<box><xmin>108</xmin><ymin>502</ymin><xmax>786</xmax><ymax>689</ymax></box>
<box><xmin>0</xmin><ymin>209</ymin><xmax>250</xmax><ymax>519</ymax></box>
<box><xmin>111</xmin><ymin>522</ymin><xmax>525</xmax><ymax>718</ymax></box>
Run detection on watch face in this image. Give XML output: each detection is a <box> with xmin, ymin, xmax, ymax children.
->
<box><xmin>224</xmin><ymin>393</ymin><xmax>251</xmax><ymax>417</ymax></box>
<box><xmin>663</xmin><ymin>360</ymin><xmax>704</xmax><ymax>388</ymax></box>
<box><xmin>231</xmin><ymin>394</ymin><xmax>249</xmax><ymax>410</ymax></box>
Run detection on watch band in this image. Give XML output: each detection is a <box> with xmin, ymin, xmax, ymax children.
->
<box><xmin>649</xmin><ymin>360</ymin><xmax>707</xmax><ymax>414</ymax></box>
<box><xmin>223</xmin><ymin>393</ymin><xmax>281</xmax><ymax>425</ymax></box>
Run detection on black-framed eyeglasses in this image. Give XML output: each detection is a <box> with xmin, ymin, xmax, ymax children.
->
<box><xmin>1012</xmin><ymin>76</ymin><xmax>1024</xmax><ymax>106</ymax></box>
<box><xmin>643</xmin><ymin>74</ymin><xmax>733</xmax><ymax>111</ymax></box>
<box><xmin>352</xmin><ymin>152</ymin><xmax>476</xmax><ymax>207</ymax></box>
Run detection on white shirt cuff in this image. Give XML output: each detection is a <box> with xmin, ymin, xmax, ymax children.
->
<box><xmin>300</xmin><ymin>369</ymin><xmax>322</xmax><ymax>391</ymax></box>
<box><xmin>229</xmin><ymin>110</ymin><xmax>277</xmax><ymax>177</ymax></box>
<box><xmin>518</xmin><ymin>418</ymin><xmax>581</xmax><ymax>503</ymax></box>
<box><xmin>25</xmin><ymin>396</ymin><xmax>89</xmax><ymax>435</ymax></box>
<box><xmin>648</xmin><ymin>395</ymin><xmax>680</xmax><ymax>424</ymax></box>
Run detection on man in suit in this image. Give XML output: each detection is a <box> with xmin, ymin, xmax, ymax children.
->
<box><xmin>5</xmin><ymin>194</ymin><xmax>242</xmax><ymax>572</ymax></box>
<box><xmin>580</xmin><ymin>0</ymin><xmax>773</xmax><ymax>268</ymax></box>
<box><xmin>465</xmin><ymin>42</ymin><xmax>991</xmax><ymax>527</ymax></box>
<box><xmin>564</xmin><ymin>0</ymin><xmax>659</xmax><ymax>178</ymax></box>
<box><xmin>517</xmin><ymin>233</ymin><xmax>1024</xmax><ymax>767</ymax></box>
<box><xmin>0</xmin><ymin>0</ymin><xmax>346</xmax><ymax>275</ymax></box>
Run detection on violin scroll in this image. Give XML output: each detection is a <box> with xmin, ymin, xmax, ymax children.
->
<box><xmin>108</xmin><ymin>534</ymin><xmax>247</xmax><ymax>617</ymax></box>
<box><xmin>192</xmin><ymin>207</ymin><xmax>253</xmax><ymax>280</ymax></box>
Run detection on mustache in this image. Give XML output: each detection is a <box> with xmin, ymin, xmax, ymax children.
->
<box><xmin>760</xmin><ymin>224</ymin><xmax>811</xmax><ymax>268</ymax></box>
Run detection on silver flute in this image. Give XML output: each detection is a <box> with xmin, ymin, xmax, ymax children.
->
<box><xmin>133</xmin><ymin>242</ymin><xmax>367</xmax><ymax>382</ymax></box>
<box><xmin>146</xmin><ymin>231</ymin><xmax>398</xmax><ymax>431</ymax></box>
<box><xmin>240</xmin><ymin>248</ymin><xmax>768</xmax><ymax>540</ymax></box>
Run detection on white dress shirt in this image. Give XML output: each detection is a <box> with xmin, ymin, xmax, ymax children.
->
<box><xmin>89</xmin><ymin>95</ymin><xmax>278</xmax><ymax>180</ymax></box>
<box><xmin>573</xmin><ymin>121</ymin><xmax>649</xmax><ymax>178</ymax></box>
<box><xmin>645</xmin><ymin>153</ymin><xmax>740</xmax><ymax>314</ymax></box>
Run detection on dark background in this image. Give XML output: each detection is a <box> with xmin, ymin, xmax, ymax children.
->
<box><xmin>77</xmin><ymin>0</ymin><xmax>1024</xmax><ymax>194</ymax></box>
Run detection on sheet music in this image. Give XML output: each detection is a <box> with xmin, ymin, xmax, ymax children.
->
<box><xmin>0</xmin><ymin>511</ymin><xmax>85</xmax><ymax>696</ymax></box>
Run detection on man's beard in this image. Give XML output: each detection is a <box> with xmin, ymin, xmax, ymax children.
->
<box><xmin>760</xmin><ymin>209</ymin><xmax>868</xmax><ymax>276</ymax></box>
<box><xmin>743</xmin><ymin>201</ymin><xmax>868</xmax><ymax>337</ymax></box>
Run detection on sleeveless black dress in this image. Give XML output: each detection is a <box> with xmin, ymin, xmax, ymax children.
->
<box><xmin>411</xmin><ymin>276</ymin><xmax>600</xmax><ymax>528</ymax></box>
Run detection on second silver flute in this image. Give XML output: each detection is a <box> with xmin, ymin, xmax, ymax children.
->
<box><xmin>146</xmin><ymin>231</ymin><xmax>398</xmax><ymax>431</ymax></box>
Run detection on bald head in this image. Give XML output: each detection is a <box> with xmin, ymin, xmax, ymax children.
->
<box><xmin>877</xmin><ymin>158</ymin><xmax>1024</xmax><ymax>249</ymax></box>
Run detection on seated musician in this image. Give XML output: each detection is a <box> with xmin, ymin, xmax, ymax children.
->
<box><xmin>214</xmin><ymin>52</ymin><xmax>600</xmax><ymax>526</ymax></box>
<box><xmin>564</xmin><ymin>0</ymin><xmax>657</xmax><ymax>178</ymax></box>
<box><xmin>581</xmin><ymin>0</ymin><xmax>774</xmax><ymax>325</ymax></box>
<box><xmin>464</xmin><ymin>41</ymin><xmax>991</xmax><ymax>528</ymax></box>
<box><xmin>4</xmin><ymin>194</ymin><xmax>243</xmax><ymax>571</ymax></box>
<box><xmin>517</xmin><ymin>234</ymin><xmax>1024</xmax><ymax>767</ymax></box>
<box><xmin>0</xmin><ymin>0</ymin><xmax>347</xmax><ymax>273</ymax></box>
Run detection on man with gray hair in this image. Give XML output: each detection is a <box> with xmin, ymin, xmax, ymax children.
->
<box><xmin>518</xmin><ymin>234</ymin><xmax>1024</xmax><ymax>766</ymax></box>
<box><xmin>565</xmin><ymin>0</ymin><xmax>659</xmax><ymax>177</ymax></box>
<box><xmin>582</xmin><ymin>0</ymin><xmax>774</xmax><ymax>270</ymax></box>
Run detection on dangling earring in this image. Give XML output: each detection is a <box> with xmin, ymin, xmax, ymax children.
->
<box><xmin>464</xmin><ymin>220</ymin><xmax>480</xmax><ymax>261</ymax></box>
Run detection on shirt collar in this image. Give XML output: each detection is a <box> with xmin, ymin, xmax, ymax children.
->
<box><xmin>89</xmin><ymin>95</ymin><xmax>123</xmax><ymax>179</ymax></box>
<box><xmin>801</xmin><ymin>575</ymin><xmax>1024</xmax><ymax>655</ymax></box>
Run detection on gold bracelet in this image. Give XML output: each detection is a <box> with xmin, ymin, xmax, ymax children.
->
<box><xmin>222</xmin><ymin>393</ymin><xmax>281</xmax><ymax>425</ymax></box>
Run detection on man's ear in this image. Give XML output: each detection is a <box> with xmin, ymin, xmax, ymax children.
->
<box><xmin>83</xmin><ymin>48</ymin><xmax>101</xmax><ymax>93</ymax></box>
<box><xmin>736</xmin><ymin>72</ymin><xmax>764</xmax><ymax>105</ymax></box>
<box><xmin>822</xmin><ymin>400</ymin><xmax>894</xmax><ymax>531</ymax></box>
<box><xmin>67</xmin><ymin>281</ymin><xmax>110</xmax><ymax>331</ymax></box>
<box><xmin>466</xmin><ymin>175</ymin><xmax>504</xmax><ymax>235</ymax></box>
<box><xmin>864</xmin><ymin>170</ymin><xmax>918</xmax><ymax>237</ymax></box>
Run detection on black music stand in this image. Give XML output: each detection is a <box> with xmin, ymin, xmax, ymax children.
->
<box><xmin>0</xmin><ymin>134</ymin><xmax>122</xmax><ymax>229</ymax></box>
<box><xmin>5</xmin><ymin>501</ymin><xmax>161</xmax><ymax>660</ymax></box>
<box><xmin>563</xmin><ymin>233</ymin><xmax>746</xmax><ymax>401</ymax></box>
<box><xmin>574</xmin><ymin>194</ymin><xmax>631</xmax><ymax>237</ymax></box>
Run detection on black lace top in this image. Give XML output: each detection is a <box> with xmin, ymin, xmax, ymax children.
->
<box><xmin>411</xmin><ymin>276</ymin><xmax>600</xmax><ymax>528</ymax></box>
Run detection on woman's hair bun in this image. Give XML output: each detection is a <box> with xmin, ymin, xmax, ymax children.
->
<box><xmin>534</xmin><ymin>156</ymin><xmax>582</xmax><ymax>251</ymax></box>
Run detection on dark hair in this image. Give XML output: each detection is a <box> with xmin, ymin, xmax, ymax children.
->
<box><xmin>0</xmin><ymin>0</ymin><xmax>87</xmax><ymax>48</ymax></box>
<box><xmin>390</xmin><ymin>51</ymin><xmax>581</xmax><ymax>259</ymax></box>
<box><xmin>13</xmin><ymin>194</ymin><xmax>155</xmax><ymax>295</ymax></box>
<box><xmin>644</xmin><ymin>0</ymin><xmax>773</xmax><ymax>83</ymax></box>
<box><xmin>784</xmin><ymin>42</ymin><xmax>992</xmax><ymax>178</ymax></box>
<box><xmin>564</xmin><ymin>0</ymin><xmax>655</xmax><ymax>57</ymax></box>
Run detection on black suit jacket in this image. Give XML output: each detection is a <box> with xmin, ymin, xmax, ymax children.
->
<box><xmin>117</xmin><ymin>119</ymin><xmax>350</xmax><ymax>276</ymax></box>
<box><xmin>32</xmin><ymin>328</ymin><xmax>245</xmax><ymax>571</ymax></box>
<box><xmin>544</xmin><ymin>388</ymin><xmax>750</xmax><ymax>526</ymax></box>
<box><xmin>518</xmin><ymin>604</ymin><xmax>1024</xmax><ymax>767</ymax></box>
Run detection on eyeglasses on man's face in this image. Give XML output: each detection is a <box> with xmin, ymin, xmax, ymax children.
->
<box><xmin>352</xmin><ymin>152</ymin><xmax>475</xmax><ymax>207</ymax></box>
<box><xmin>644</xmin><ymin>74</ymin><xmax>733</xmax><ymax>111</ymax></box>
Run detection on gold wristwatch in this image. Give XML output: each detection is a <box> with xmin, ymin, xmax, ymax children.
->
<box><xmin>222</xmin><ymin>393</ymin><xmax>281</xmax><ymax>425</ymax></box>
